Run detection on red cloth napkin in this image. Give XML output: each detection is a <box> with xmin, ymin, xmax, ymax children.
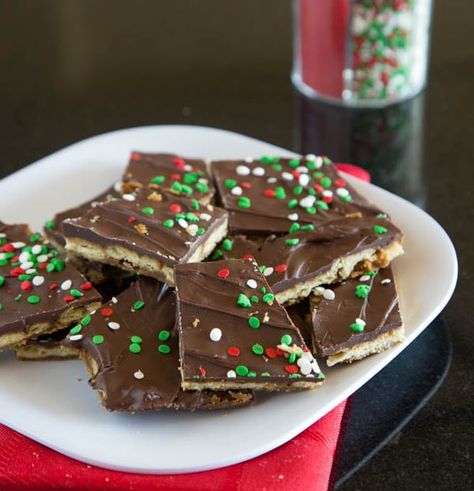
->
<box><xmin>0</xmin><ymin>164</ymin><xmax>368</xmax><ymax>491</ymax></box>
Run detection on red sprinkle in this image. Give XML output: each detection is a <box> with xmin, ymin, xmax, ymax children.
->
<box><xmin>284</xmin><ymin>365</ymin><xmax>299</xmax><ymax>374</ymax></box>
<box><xmin>2</xmin><ymin>244</ymin><xmax>15</xmax><ymax>253</ymax></box>
<box><xmin>276</xmin><ymin>348</ymin><xmax>286</xmax><ymax>357</ymax></box>
<box><xmin>313</xmin><ymin>184</ymin><xmax>324</xmax><ymax>193</ymax></box>
<box><xmin>131</xmin><ymin>152</ymin><xmax>141</xmax><ymax>160</ymax></box>
<box><xmin>265</xmin><ymin>347</ymin><xmax>277</xmax><ymax>359</ymax></box>
<box><xmin>217</xmin><ymin>268</ymin><xmax>230</xmax><ymax>279</ymax></box>
<box><xmin>49</xmin><ymin>283</ymin><xmax>58</xmax><ymax>290</ymax></box>
<box><xmin>243</xmin><ymin>254</ymin><xmax>254</xmax><ymax>261</ymax></box>
<box><xmin>291</xmin><ymin>171</ymin><xmax>301</xmax><ymax>178</ymax></box>
<box><xmin>170</xmin><ymin>173</ymin><xmax>181</xmax><ymax>180</ymax></box>
<box><xmin>334</xmin><ymin>179</ymin><xmax>346</xmax><ymax>187</ymax></box>
<box><xmin>101</xmin><ymin>307</ymin><xmax>113</xmax><ymax>317</ymax></box>
<box><xmin>322</xmin><ymin>195</ymin><xmax>333</xmax><ymax>204</ymax></box>
<box><xmin>173</xmin><ymin>157</ymin><xmax>186</xmax><ymax>169</ymax></box>
<box><xmin>39</xmin><ymin>263</ymin><xmax>47</xmax><ymax>270</ymax></box>
<box><xmin>20</xmin><ymin>280</ymin><xmax>32</xmax><ymax>291</ymax></box>
<box><xmin>64</xmin><ymin>295</ymin><xmax>75</xmax><ymax>303</ymax></box>
<box><xmin>241</xmin><ymin>182</ymin><xmax>251</xmax><ymax>190</ymax></box>
<box><xmin>169</xmin><ymin>204</ymin><xmax>182</xmax><ymax>213</ymax></box>
<box><xmin>10</xmin><ymin>267</ymin><xmax>24</xmax><ymax>277</ymax></box>
<box><xmin>264</xmin><ymin>189</ymin><xmax>275</xmax><ymax>198</ymax></box>
<box><xmin>199</xmin><ymin>367</ymin><xmax>207</xmax><ymax>377</ymax></box>
<box><xmin>275</xmin><ymin>264</ymin><xmax>288</xmax><ymax>272</ymax></box>
<box><xmin>80</xmin><ymin>281</ymin><xmax>93</xmax><ymax>291</ymax></box>
<box><xmin>227</xmin><ymin>346</ymin><xmax>240</xmax><ymax>357</ymax></box>
<box><xmin>128</xmin><ymin>216</ymin><xmax>137</xmax><ymax>223</ymax></box>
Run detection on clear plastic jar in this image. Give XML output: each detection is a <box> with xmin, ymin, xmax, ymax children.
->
<box><xmin>292</xmin><ymin>0</ymin><xmax>433</xmax><ymax>107</ymax></box>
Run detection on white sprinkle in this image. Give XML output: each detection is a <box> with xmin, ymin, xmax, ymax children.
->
<box><xmin>26</xmin><ymin>268</ymin><xmax>37</xmax><ymax>275</ymax></box>
<box><xmin>299</xmin><ymin>196</ymin><xmax>315</xmax><ymax>208</ymax></box>
<box><xmin>236</xmin><ymin>165</ymin><xmax>250</xmax><ymax>176</ymax></box>
<box><xmin>267</xmin><ymin>177</ymin><xmax>277</xmax><ymax>184</ymax></box>
<box><xmin>186</xmin><ymin>224</ymin><xmax>198</xmax><ymax>236</ymax></box>
<box><xmin>200</xmin><ymin>213</ymin><xmax>212</xmax><ymax>221</ymax></box>
<box><xmin>61</xmin><ymin>279</ymin><xmax>72</xmax><ymax>291</ymax></box>
<box><xmin>355</xmin><ymin>318</ymin><xmax>366</xmax><ymax>327</ymax></box>
<box><xmin>21</xmin><ymin>261</ymin><xmax>34</xmax><ymax>270</ymax></box>
<box><xmin>288</xmin><ymin>213</ymin><xmax>299</xmax><ymax>221</ymax></box>
<box><xmin>323</xmin><ymin>289</ymin><xmax>336</xmax><ymax>301</ymax></box>
<box><xmin>322</xmin><ymin>190</ymin><xmax>333</xmax><ymax>198</ymax></box>
<box><xmin>298</xmin><ymin>174</ymin><xmax>310</xmax><ymax>187</ymax></box>
<box><xmin>244</xmin><ymin>156</ymin><xmax>253</xmax><ymax>163</ymax></box>
<box><xmin>252</xmin><ymin>167</ymin><xmax>265</xmax><ymax>176</ymax></box>
<box><xmin>246</xmin><ymin>279</ymin><xmax>257</xmax><ymax>289</ymax></box>
<box><xmin>296</xmin><ymin>166</ymin><xmax>309</xmax><ymax>174</ymax></box>
<box><xmin>209</xmin><ymin>327</ymin><xmax>222</xmax><ymax>342</ymax></box>
<box><xmin>297</xmin><ymin>358</ymin><xmax>312</xmax><ymax>375</ymax></box>
<box><xmin>185</xmin><ymin>164</ymin><xmax>193</xmax><ymax>171</ymax></box>
<box><xmin>37</xmin><ymin>254</ymin><xmax>48</xmax><ymax>263</ymax></box>
<box><xmin>198</xmin><ymin>177</ymin><xmax>208</xmax><ymax>184</ymax></box>
<box><xmin>301</xmin><ymin>351</ymin><xmax>314</xmax><ymax>361</ymax></box>
<box><xmin>315</xmin><ymin>156</ymin><xmax>323</xmax><ymax>169</ymax></box>
<box><xmin>108</xmin><ymin>321</ymin><xmax>120</xmax><ymax>331</ymax></box>
<box><xmin>69</xmin><ymin>334</ymin><xmax>83</xmax><ymax>342</ymax></box>
<box><xmin>227</xmin><ymin>370</ymin><xmax>237</xmax><ymax>378</ymax></box>
<box><xmin>359</xmin><ymin>274</ymin><xmax>371</xmax><ymax>282</ymax></box>
<box><xmin>19</xmin><ymin>252</ymin><xmax>30</xmax><ymax>263</ymax></box>
<box><xmin>178</xmin><ymin>219</ymin><xmax>189</xmax><ymax>229</ymax></box>
<box><xmin>282</xmin><ymin>172</ymin><xmax>294</xmax><ymax>181</ymax></box>
<box><xmin>305</xmin><ymin>153</ymin><xmax>317</xmax><ymax>161</ymax></box>
<box><xmin>0</xmin><ymin>233</ymin><xmax>5</xmax><ymax>238</ymax></box>
<box><xmin>134</xmin><ymin>370</ymin><xmax>145</xmax><ymax>380</ymax></box>
<box><xmin>122</xmin><ymin>193</ymin><xmax>136</xmax><ymax>201</ymax></box>
<box><xmin>263</xmin><ymin>267</ymin><xmax>274</xmax><ymax>277</ymax></box>
<box><xmin>336</xmin><ymin>187</ymin><xmax>349</xmax><ymax>197</ymax></box>
<box><xmin>32</xmin><ymin>275</ymin><xmax>45</xmax><ymax>286</ymax></box>
<box><xmin>12</xmin><ymin>242</ymin><xmax>26</xmax><ymax>249</ymax></box>
<box><xmin>31</xmin><ymin>244</ymin><xmax>42</xmax><ymax>255</ymax></box>
<box><xmin>111</xmin><ymin>296</ymin><xmax>118</xmax><ymax>304</ymax></box>
<box><xmin>113</xmin><ymin>180</ymin><xmax>123</xmax><ymax>193</ymax></box>
<box><xmin>0</xmin><ymin>253</ymin><xmax>5</xmax><ymax>260</ymax></box>
<box><xmin>381</xmin><ymin>279</ymin><xmax>392</xmax><ymax>285</ymax></box>
<box><xmin>231</xmin><ymin>186</ymin><xmax>243</xmax><ymax>196</ymax></box>
<box><xmin>311</xmin><ymin>360</ymin><xmax>322</xmax><ymax>374</ymax></box>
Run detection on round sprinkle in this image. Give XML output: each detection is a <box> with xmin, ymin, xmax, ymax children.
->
<box><xmin>262</xmin><ymin>293</ymin><xmax>275</xmax><ymax>305</ymax></box>
<box><xmin>236</xmin><ymin>365</ymin><xmax>249</xmax><ymax>376</ymax></box>
<box><xmin>336</xmin><ymin>187</ymin><xmax>350</xmax><ymax>197</ymax></box>
<box><xmin>81</xmin><ymin>315</ymin><xmax>92</xmax><ymax>326</ymax></box>
<box><xmin>231</xmin><ymin>186</ymin><xmax>243</xmax><ymax>196</ymax></box>
<box><xmin>355</xmin><ymin>284</ymin><xmax>371</xmax><ymax>299</ymax></box>
<box><xmin>217</xmin><ymin>268</ymin><xmax>230</xmax><ymax>279</ymax></box>
<box><xmin>350</xmin><ymin>322</ymin><xmax>365</xmax><ymax>333</ymax></box>
<box><xmin>246</xmin><ymin>279</ymin><xmax>257</xmax><ymax>289</ymax></box>
<box><xmin>141</xmin><ymin>207</ymin><xmax>154</xmax><ymax>215</ymax></box>
<box><xmin>373</xmin><ymin>225</ymin><xmax>388</xmax><ymax>235</ymax></box>
<box><xmin>162</xmin><ymin>219</ymin><xmax>174</xmax><ymax>228</ymax></box>
<box><xmin>237</xmin><ymin>293</ymin><xmax>252</xmax><ymax>308</ymax></box>
<box><xmin>69</xmin><ymin>334</ymin><xmax>83</xmax><ymax>342</ymax></box>
<box><xmin>323</xmin><ymin>289</ymin><xmax>336</xmax><ymax>301</ymax></box>
<box><xmin>224</xmin><ymin>178</ymin><xmax>237</xmax><ymax>188</ymax></box>
<box><xmin>288</xmin><ymin>213</ymin><xmax>299</xmax><ymax>221</ymax></box>
<box><xmin>381</xmin><ymin>278</ymin><xmax>392</xmax><ymax>285</ymax></box>
<box><xmin>32</xmin><ymin>275</ymin><xmax>45</xmax><ymax>286</ymax></box>
<box><xmin>285</xmin><ymin>238</ymin><xmax>300</xmax><ymax>247</ymax></box>
<box><xmin>129</xmin><ymin>343</ymin><xmax>141</xmax><ymax>353</ymax></box>
<box><xmin>227</xmin><ymin>370</ymin><xmax>237</xmax><ymax>378</ymax></box>
<box><xmin>108</xmin><ymin>322</ymin><xmax>120</xmax><ymax>331</ymax></box>
<box><xmin>275</xmin><ymin>264</ymin><xmax>287</xmax><ymax>272</ymax></box>
<box><xmin>133</xmin><ymin>300</ymin><xmax>145</xmax><ymax>310</ymax></box>
<box><xmin>151</xmin><ymin>175</ymin><xmax>165</xmax><ymax>184</ymax></box>
<box><xmin>101</xmin><ymin>307</ymin><xmax>113</xmax><ymax>317</ymax></box>
<box><xmin>265</xmin><ymin>347</ymin><xmax>277</xmax><ymax>359</ymax></box>
<box><xmin>209</xmin><ymin>328</ymin><xmax>222</xmax><ymax>342</ymax></box>
<box><xmin>227</xmin><ymin>346</ymin><xmax>240</xmax><ymax>357</ymax></box>
<box><xmin>263</xmin><ymin>267</ymin><xmax>274</xmax><ymax>277</ymax></box>
<box><xmin>238</xmin><ymin>197</ymin><xmax>251</xmax><ymax>209</ymax></box>
<box><xmin>299</xmin><ymin>174</ymin><xmax>310</xmax><ymax>187</ymax></box>
<box><xmin>200</xmin><ymin>213</ymin><xmax>212</xmax><ymax>221</ymax></box>
<box><xmin>281</xmin><ymin>334</ymin><xmax>292</xmax><ymax>345</ymax></box>
<box><xmin>252</xmin><ymin>343</ymin><xmax>264</xmax><ymax>355</ymax></box>
<box><xmin>158</xmin><ymin>344</ymin><xmax>171</xmax><ymax>354</ymax></box>
<box><xmin>248</xmin><ymin>316</ymin><xmax>261</xmax><ymax>329</ymax></box>
<box><xmin>297</xmin><ymin>358</ymin><xmax>312</xmax><ymax>375</ymax></box>
<box><xmin>236</xmin><ymin>165</ymin><xmax>251</xmax><ymax>175</ymax></box>
<box><xmin>359</xmin><ymin>274</ymin><xmax>371</xmax><ymax>282</ymax></box>
<box><xmin>250</xmin><ymin>295</ymin><xmax>259</xmax><ymax>303</ymax></box>
<box><xmin>134</xmin><ymin>370</ymin><xmax>144</xmax><ymax>380</ymax></box>
<box><xmin>158</xmin><ymin>330</ymin><xmax>170</xmax><ymax>341</ymax></box>
<box><xmin>282</xmin><ymin>172</ymin><xmax>294</xmax><ymax>181</ymax></box>
<box><xmin>299</xmin><ymin>196</ymin><xmax>315</xmax><ymax>208</ymax></box>
<box><xmin>27</xmin><ymin>295</ymin><xmax>40</xmax><ymax>304</ymax></box>
<box><xmin>178</xmin><ymin>219</ymin><xmax>189</xmax><ymax>228</ymax></box>
<box><xmin>70</xmin><ymin>324</ymin><xmax>82</xmax><ymax>335</ymax></box>
<box><xmin>122</xmin><ymin>194</ymin><xmax>136</xmax><ymax>201</ymax></box>
<box><xmin>284</xmin><ymin>364</ymin><xmax>298</xmax><ymax>374</ymax></box>
<box><xmin>131</xmin><ymin>335</ymin><xmax>143</xmax><ymax>344</ymax></box>
<box><xmin>252</xmin><ymin>167</ymin><xmax>265</xmax><ymax>176</ymax></box>
<box><xmin>222</xmin><ymin>239</ymin><xmax>232</xmax><ymax>251</ymax></box>
<box><xmin>92</xmin><ymin>335</ymin><xmax>104</xmax><ymax>345</ymax></box>
<box><xmin>31</xmin><ymin>244</ymin><xmax>42</xmax><ymax>255</ymax></box>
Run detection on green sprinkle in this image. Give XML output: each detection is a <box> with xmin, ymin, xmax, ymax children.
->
<box><xmin>252</xmin><ymin>343</ymin><xmax>264</xmax><ymax>355</ymax></box>
<box><xmin>261</xmin><ymin>371</ymin><xmax>271</xmax><ymax>376</ymax></box>
<box><xmin>366</xmin><ymin>271</ymin><xmax>377</xmax><ymax>278</ymax></box>
<box><xmin>288</xmin><ymin>158</ymin><xmax>300</xmax><ymax>168</ymax></box>
<box><xmin>70</xmin><ymin>289</ymin><xmax>83</xmax><ymax>298</ymax></box>
<box><xmin>133</xmin><ymin>300</ymin><xmax>145</xmax><ymax>311</ymax></box>
<box><xmin>281</xmin><ymin>334</ymin><xmax>292</xmax><ymax>345</ymax></box>
<box><xmin>248</xmin><ymin>316</ymin><xmax>261</xmax><ymax>329</ymax></box>
<box><xmin>0</xmin><ymin>259</ymin><xmax>7</xmax><ymax>266</ymax></box>
<box><xmin>262</xmin><ymin>293</ymin><xmax>275</xmax><ymax>305</ymax></box>
<box><xmin>287</xmin><ymin>199</ymin><xmax>298</xmax><ymax>209</ymax></box>
<box><xmin>14</xmin><ymin>294</ymin><xmax>22</xmax><ymax>302</ymax></box>
<box><xmin>222</xmin><ymin>239</ymin><xmax>233</xmax><ymax>251</ymax></box>
<box><xmin>274</xmin><ymin>186</ymin><xmax>286</xmax><ymax>200</ymax></box>
<box><xmin>52</xmin><ymin>258</ymin><xmax>65</xmax><ymax>271</ymax></box>
<box><xmin>293</xmin><ymin>185</ymin><xmax>303</xmax><ymax>196</ymax></box>
<box><xmin>171</xmin><ymin>181</ymin><xmax>182</xmax><ymax>193</ymax></box>
<box><xmin>196</xmin><ymin>227</ymin><xmax>206</xmax><ymax>235</ymax></box>
<box><xmin>224</xmin><ymin>178</ymin><xmax>237</xmax><ymax>188</ymax></box>
<box><xmin>289</xmin><ymin>373</ymin><xmax>302</xmax><ymax>379</ymax></box>
<box><xmin>308</xmin><ymin>187</ymin><xmax>316</xmax><ymax>196</ymax></box>
<box><xmin>323</xmin><ymin>156</ymin><xmax>332</xmax><ymax>165</ymax></box>
<box><xmin>131</xmin><ymin>335</ymin><xmax>143</xmax><ymax>344</ymax></box>
<box><xmin>46</xmin><ymin>263</ymin><xmax>55</xmax><ymax>273</ymax></box>
<box><xmin>181</xmin><ymin>184</ymin><xmax>193</xmax><ymax>195</ymax></box>
<box><xmin>355</xmin><ymin>284</ymin><xmax>371</xmax><ymax>299</ymax></box>
<box><xmin>92</xmin><ymin>335</ymin><xmax>104</xmax><ymax>345</ymax></box>
<box><xmin>289</xmin><ymin>352</ymin><xmax>297</xmax><ymax>364</ymax></box>
<box><xmin>313</xmin><ymin>171</ymin><xmax>324</xmax><ymax>178</ymax></box>
<box><xmin>373</xmin><ymin>225</ymin><xmax>388</xmax><ymax>235</ymax></box>
<box><xmin>315</xmin><ymin>200</ymin><xmax>329</xmax><ymax>210</ymax></box>
<box><xmin>142</xmin><ymin>207</ymin><xmax>154</xmax><ymax>215</ymax></box>
<box><xmin>0</xmin><ymin>276</ymin><xmax>4</xmax><ymax>287</ymax></box>
<box><xmin>260</xmin><ymin>286</ymin><xmax>266</xmax><ymax>294</ymax></box>
<box><xmin>250</xmin><ymin>295</ymin><xmax>259</xmax><ymax>303</ymax></box>
<box><xmin>70</xmin><ymin>324</ymin><xmax>82</xmax><ymax>335</ymax></box>
<box><xmin>129</xmin><ymin>343</ymin><xmax>141</xmax><ymax>353</ymax></box>
<box><xmin>237</xmin><ymin>293</ymin><xmax>252</xmax><ymax>308</ymax></box>
<box><xmin>271</xmin><ymin>163</ymin><xmax>282</xmax><ymax>171</ymax></box>
<box><xmin>30</xmin><ymin>233</ymin><xmax>41</xmax><ymax>243</ymax></box>
<box><xmin>238</xmin><ymin>197</ymin><xmax>251</xmax><ymax>209</ymax></box>
<box><xmin>289</xmin><ymin>223</ymin><xmax>300</xmax><ymax>234</ymax></box>
<box><xmin>212</xmin><ymin>248</ymin><xmax>224</xmax><ymax>260</ymax></box>
<box><xmin>81</xmin><ymin>315</ymin><xmax>92</xmax><ymax>326</ymax></box>
<box><xmin>340</xmin><ymin>194</ymin><xmax>352</xmax><ymax>202</ymax></box>
<box><xmin>162</xmin><ymin>219</ymin><xmax>174</xmax><ymax>228</ymax></box>
<box><xmin>260</xmin><ymin>155</ymin><xmax>278</xmax><ymax>164</ymax></box>
<box><xmin>185</xmin><ymin>212</ymin><xmax>199</xmax><ymax>223</ymax></box>
<box><xmin>158</xmin><ymin>344</ymin><xmax>171</xmax><ymax>354</ymax></box>
<box><xmin>151</xmin><ymin>175</ymin><xmax>166</xmax><ymax>184</ymax></box>
<box><xmin>285</xmin><ymin>238</ymin><xmax>300</xmax><ymax>246</ymax></box>
<box><xmin>350</xmin><ymin>322</ymin><xmax>365</xmax><ymax>333</ymax></box>
<box><xmin>27</xmin><ymin>295</ymin><xmax>40</xmax><ymax>304</ymax></box>
<box><xmin>247</xmin><ymin>371</ymin><xmax>257</xmax><ymax>378</ymax></box>
<box><xmin>306</xmin><ymin>207</ymin><xmax>317</xmax><ymax>215</ymax></box>
<box><xmin>320</xmin><ymin>176</ymin><xmax>332</xmax><ymax>188</ymax></box>
<box><xmin>158</xmin><ymin>330</ymin><xmax>170</xmax><ymax>341</ymax></box>
<box><xmin>191</xmin><ymin>199</ymin><xmax>200</xmax><ymax>210</ymax></box>
<box><xmin>44</xmin><ymin>220</ymin><xmax>56</xmax><ymax>230</ymax></box>
<box><xmin>301</xmin><ymin>224</ymin><xmax>315</xmax><ymax>231</ymax></box>
<box><xmin>306</xmin><ymin>160</ymin><xmax>316</xmax><ymax>170</ymax></box>
<box><xmin>236</xmin><ymin>365</ymin><xmax>249</xmax><ymax>376</ymax></box>
<box><xmin>195</xmin><ymin>182</ymin><xmax>208</xmax><ymax>193</ymax></box>
<box><xmin>183</xmin><ymin>172</ymin><xmax>198</xmax><ymax>184</ymax></box>
<box><xmin>18</xmin><ymin>274</ymin><xmax>31</xmax><ymax>281</ymax></box>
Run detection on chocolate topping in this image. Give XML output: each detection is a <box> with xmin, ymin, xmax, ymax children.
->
<box><xmin>122</xmin><ymin>152</ymin><xmax>215</xmax><ymax>204</ymax></box>
<box><xmin>311</xmin><ymin>266</ymin><xmax>402</xmax><ymax>356</ymax></box>
<box><xmin>211</xmin><ymin>156</ymin><xmax>381</xmax><ymax>235</ymax></box>
<box><xmin>217</xmin><ymin>216</ymin><xmax>402</xmax><ymax>294</ymax></box>
<box><xmin>63</xmin><ymin>189</ymin><xmax>228</xmax><ymax>267</ymax></box>
<box><xmin>175</xmin><ymin>259</ymin><xmax>323</xmax><ymax>389</ymax></box>
<box><xmin>68</xmin><ymin>277</ymin><xmax>253</xmax><ymax>411</ymax></box>
<box><xmin>0</xmin><ymin>222</ymin><xmax>101</xmax><ymax>341</ymax></box>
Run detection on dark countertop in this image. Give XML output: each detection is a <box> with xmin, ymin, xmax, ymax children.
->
<box><xmin>0</xmin><ymin>1</ymin><xmax>472</xmax><ymax>489</ymax></box>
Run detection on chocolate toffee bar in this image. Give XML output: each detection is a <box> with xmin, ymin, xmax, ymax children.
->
<box><xmin>121</xmin><ymin>152</ymin><xmax>215</xmax><ymax>204</ymax></box>
<box><xmin>0</xmin><ymin>222</ymin><xmax>101</xmax><ymax>351</ymax></box>
<box><xmin>15</xmin><ymin>327</ymin><xmax>78</xmax><ymax>360</ymax></box>
<box><xmin>216</xmin><ymin>215</ymin><xmax>403</xmax><ymax>304</ymax></box>
<box><xmin>211</xmin><ymin>154</ymin><xmax>382</xmax><ymax>235</ymax></box>
<box><xmin>310</xmin><ymin>266</ymin><xmax>404</xmax><ymax>366</ymax></box>
<box><xmin>63</xmin><ymin>190</ymin><xmax>228</xmax><ymax>285</ymax></box>
<box><xmin>66</xmin><ymin>277</ymin><xmax>253</xmax><ymax>412</ymax></box>
<box><xmin>175</xmin><ymin>259</ymin><xmax>324</xmax><ymax>392</ymax></box>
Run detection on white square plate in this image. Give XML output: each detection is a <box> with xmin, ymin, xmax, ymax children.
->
<box><xmin>0</xmin><ymin>126</ymin><xmax>457</xmax><ymax>473</ymax></box>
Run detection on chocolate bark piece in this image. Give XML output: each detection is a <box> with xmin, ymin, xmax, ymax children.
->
<box><xmin>15</xmin><ymin>327</ymin><xmax>78</xmax><ymax>360</ymax></box>
<box><xmin>63</xmin><ymin>190</ymin><xmax>229</xmax><ymax>286</ymax></box>
<box><xmin>122</xmin><ymin>152</ymin><xmax>214</xmax><ymax>204</ymax></box>
<box><xmin>211</xmin><ymin>155</ymin><xmax>381</xmax><ymax>236</ymax></box>
<box><xmin>0</xmin><ymin>222</ymin><xmax>102</xmax><ymax>351</ymax></box>
<box><xmin>310</xmin><ymin>266</ymin><xmax>404</xmax><ymax>366</ymax></box>
<box><xmin>175</xmin><ymin>259</ymin><xmax>324</xmax><ymax>392</ymax></box>
<box><xmin>216</xmin><ymin>215</ymin><xmax>403</xmax><ymax>305</ymax></box>
<box><xmin>66</xmin><ymin>277</ymin><xmax>254</xmax><ymax>412</ymax></box>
